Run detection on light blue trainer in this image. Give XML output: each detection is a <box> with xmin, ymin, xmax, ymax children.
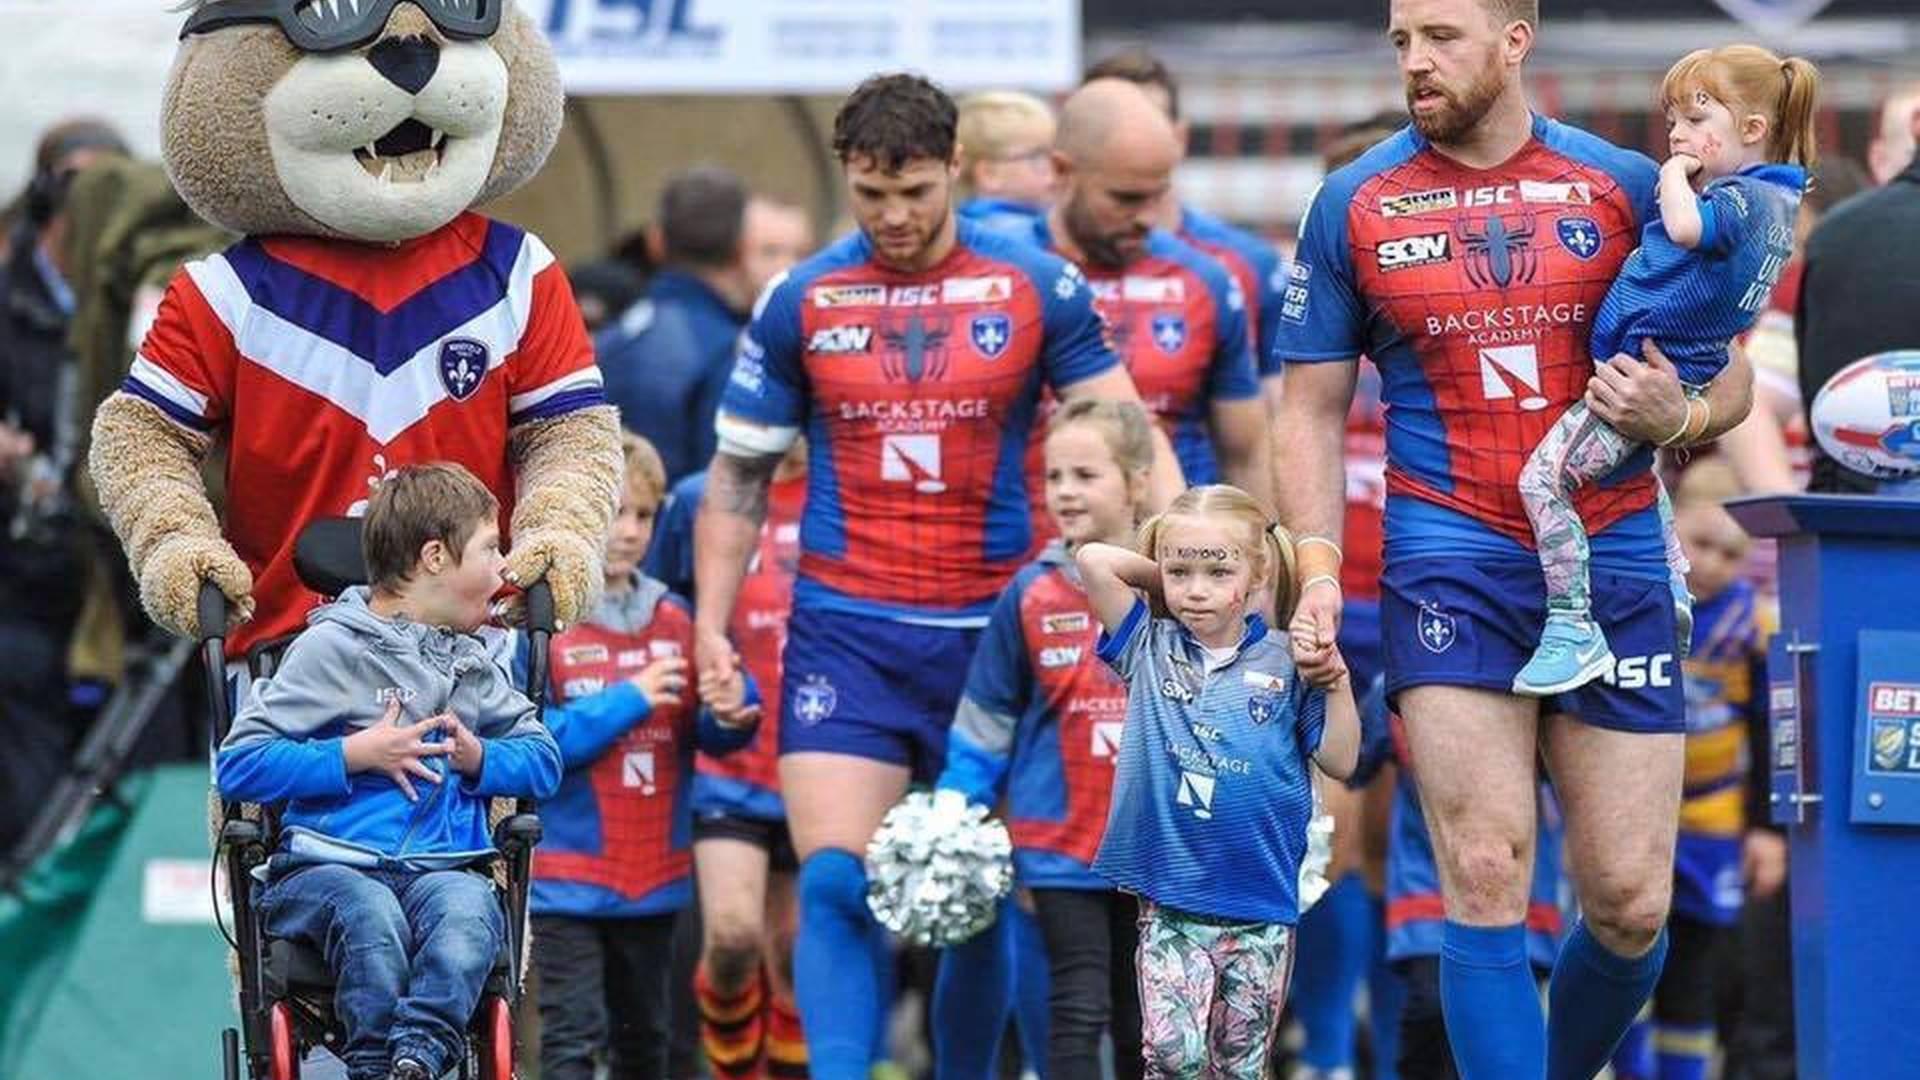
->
<box><xmin>1513</xmin><ymin>612</ymin><xmax>1615</xmax><ymax>696</ymax></box>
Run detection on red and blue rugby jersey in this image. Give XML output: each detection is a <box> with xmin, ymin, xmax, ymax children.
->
<box><xmin>940</xmin><ymin>547</ymin><xmax>1129</xmax><ymax>890</ymax></box>
<box><xmin>532</xmin><ymin>583</ymin><xmax>702</xmax><ymax>917</ymax></box>
<box><xmin>1033</xmin><ymin>218</ymin><xmax>1260</xmax><ymax>486</ymax></box>
<box><xmin>1276</xmin><ymin>117</ymin><xmax>1665</xmax><ymax>568</ymax></box>
<box><xmin>125</xmin><ymin>212</ymin><xmax>604</xmax><ymax>655</ymax></box>
<box><xmin>714</xmin><ymin>218</ymin><xmax>1118</xmax><ymax>624</ymax></box>
<box><xmin>1179</xmin><ymin>204</ymin><xmax>1288</xmax><ymax>379</ymax></box>
<box><xmin>692</xmin><ymin>473</ymin><xmax>805</xmax><ymax>817</ymax></box>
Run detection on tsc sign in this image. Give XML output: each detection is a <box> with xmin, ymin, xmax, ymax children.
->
<box><xmin>518</xmin><ymin>0</ymin><xmax>1082</xmax><ymax>94</ymax></box>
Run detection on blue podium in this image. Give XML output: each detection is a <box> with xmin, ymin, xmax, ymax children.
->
<box><xmin>1727</xmin><ymin>495</ymin><xmax>1920</xmax><ymax>1079</ymax></box>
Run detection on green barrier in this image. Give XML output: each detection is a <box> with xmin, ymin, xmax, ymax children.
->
<box><xmin>0</xmin><ymin>765</ymin><xmax>235</xmax><ymax>1079</ymax></box>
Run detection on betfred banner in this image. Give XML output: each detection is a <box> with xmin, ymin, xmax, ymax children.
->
<box><xmin>518</xmin><ymin>0</ymin><xmax>1082</xmax><ymax>95</ymax></box>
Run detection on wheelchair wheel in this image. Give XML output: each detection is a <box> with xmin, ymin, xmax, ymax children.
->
<box><xmin>269</xmin><ymin>1001</ymin><xmax>299</xmax><ymax>1080</ymax></box>
<box><xmin>475</xmin><ymin>995</ymin><xmax>513</xmax><ymax>1080</ymax></box>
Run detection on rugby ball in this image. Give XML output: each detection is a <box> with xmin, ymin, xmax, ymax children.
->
<box><xmin>1809</xmin><ymin>350</ymin><xmax>1920</xmax><ymax>481</ymax></box>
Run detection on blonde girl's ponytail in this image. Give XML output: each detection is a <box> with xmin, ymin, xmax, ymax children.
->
<box><xmin>1266</xmin><ymin>522</ymin><xmax>1300</xmax><ymax>626</ymax></box>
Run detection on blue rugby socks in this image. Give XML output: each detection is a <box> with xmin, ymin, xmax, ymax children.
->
<box><xmin>932</xmin><ymin>903</ymin><xmax>1013</xmax><ymax>1079</ymax></box>
<box><xmin>1366</xmin><ymin>890</ymin><xmax>1404</xmax><ymax>1080</ymax></box>
<box><xmin>1293</xmin><ymin>873</ymin><xmax>1375</xmax><ymax>1072</ymax></box>
<box><xmin>1439</xmin><ymin>921</ymin><xmax>1546</xmax><ymax>1080</ymax></box>
<box><xmin>1546</xmin><ymin>920</ymin><xmax>1669</xmax><ymax>1080</ymax></box>
<box><xmin>795</xmin><ymin>849</ymin><xmax>882</xmax><ymax>1080</ymax></box>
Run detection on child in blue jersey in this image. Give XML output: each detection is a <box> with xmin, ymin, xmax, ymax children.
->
<box><xmin>1078</xmin><ymin>484</ymin><xmax>1361</xmax><ymax>1079</ymax></box>
<box><xmin>938</xmin><ymin>399</ymin><xmax>1158</xmax><ymax>1080</ymax></box>
<box><xmin>1516</xmin><ymin>45</ymin><xmax>1819</xmax><ymax>696</ymax></box>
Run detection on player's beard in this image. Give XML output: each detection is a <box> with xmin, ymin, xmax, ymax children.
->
<box><xmin>1063</xmin><ymin>192</ymin><xmax>1140</xmax><ymax>270</ymax></box>
<box><xmin>870</xmin><ymin>204</ymin><xmax>952</xmax><ymax>272</ymax></box>
<box><xmin>1407</xmin><ymin>56</ymin><xmax>1506</xmax><ymax>145</ymax></box>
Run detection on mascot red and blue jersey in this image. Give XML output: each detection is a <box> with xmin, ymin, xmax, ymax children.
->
<box><xmin>128</xmin><ymin>214</ymin><xmax>603</xmax><ymax>654</ymax></box>
<box><xmin>89</xmin><ymin>0</ymin><xmax>622</xmax><ymax>655</ymax></box>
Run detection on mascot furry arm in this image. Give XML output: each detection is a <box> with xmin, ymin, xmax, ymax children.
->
<box><xmin>89</xmin><ymin>1</ymin><xmax>620</xmax><ymax>640</ymax></box>
<box><xmin>89</xmin><ymin>397</ymin><xmax>620</xmax><ymax>637</ymax></box>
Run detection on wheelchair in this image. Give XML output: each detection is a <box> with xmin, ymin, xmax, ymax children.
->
<box><xmin>210</xmin><ymin>518</ymin><xmax>557</xmax><ymax>1080</ymax></box>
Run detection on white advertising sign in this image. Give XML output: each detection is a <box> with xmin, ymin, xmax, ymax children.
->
<box><xmin>518</xmin><ymin>0</ymin><xmax>1082</xmax><ymax>95</ymax></box>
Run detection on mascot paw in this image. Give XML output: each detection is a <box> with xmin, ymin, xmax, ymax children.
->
<box><xmin>504</xmin><ymin>529</ymin><xmax>600</xmax><ymax>627</ymax></box>
<box><xmin>142</xmin><ymin>535</ymin><xmax>255</xmax><ymax>638</ymax></box>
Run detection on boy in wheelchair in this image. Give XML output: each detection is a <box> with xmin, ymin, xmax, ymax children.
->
<box><xmin>215</xmin><ymin>463</ymin><xmax>564</xmax><ymax>1080</ymax></box>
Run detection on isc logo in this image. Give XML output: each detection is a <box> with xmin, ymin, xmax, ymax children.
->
<box><xmin>1377</xmin><ymin>232</ymin><xmax>1450</xmax><ymax>271</ymax></box>
<box><xmin>808</xmin><ymin>325</ymin><xmax>873</xmax><ymax>354</ymax></box>
<box><xmin>1599</xmin><ymin>653</ymin><xmax>1675</xmax><ymax>690</ymax></box>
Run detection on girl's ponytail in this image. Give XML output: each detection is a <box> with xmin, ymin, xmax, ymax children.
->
<box><xmin>1266</xmin><ymin>523</ymin><xmax>1300</xmax><ymax>626</ymax></box>
<box><xmin>1776</xmin><ymin>56</ymin><xmax>1821</xmax><ymax>169</ymax></box>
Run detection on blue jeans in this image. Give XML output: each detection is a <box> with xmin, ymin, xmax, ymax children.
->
<box><xmin>259</xmin><ymin>864</ymin><xmax>504</xmax><ymax>1080</ymax></box>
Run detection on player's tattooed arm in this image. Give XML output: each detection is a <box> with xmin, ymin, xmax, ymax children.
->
<box><xmin>706</xmin><ymin>449</ymin><xmax>780</xmax><ymax>521</ymax></box>
<box><xmin>693</xmin><ymin>449</ymin><xmax>782</xmax><ymax>681</ymax></box>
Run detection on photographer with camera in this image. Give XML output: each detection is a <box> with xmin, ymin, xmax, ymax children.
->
<box><xmin>0</xmin><ymin>118</ymin><xmax>129</xmax><ymax>854</ymax></box>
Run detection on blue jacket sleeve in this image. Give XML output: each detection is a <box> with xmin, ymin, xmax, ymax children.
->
<box><xmin>936</xmin><ymin>576</ymin><xmax>1035</xmax><ymax>804</ymax></box>
<box><xmin>694</xmin><ymin>670</ymin><xmax>763</xmax><ymax>757</ymax></box>
<box><xmin>1252</xmin><ymin>244</ymin><xmax>1287</xmax><ymax>378</ymax></box>
<box><xmin>543</xmin><ymin>682</ymin><xmax>652</xmax><ymax>770</ymax></box>
<box><xmin>214</xmin><ymin>626</ymin><xmax>356</xmax><ymax>804</ymax></box>
<box><xmin>464</xmin><ymin>644</ymin><xmax>563</xmax><ymax>799</ymax></box>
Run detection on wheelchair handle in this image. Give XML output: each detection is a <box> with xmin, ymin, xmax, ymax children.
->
<box><xmin>199</xmin><ymin>579</ymin><xmax>229</xmax><ymax>644</ymax></box>
<box><xmin>524</xmin><ymin>578</ymin><xmax>555</xmax><ymax>635</ymax></box>
<box><xmin>199</xmin><ymin>580</ymin><xmax>235</xmax><ymax>745</ymax></box>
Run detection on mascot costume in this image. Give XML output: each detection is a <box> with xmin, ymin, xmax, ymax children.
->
<box><xmin>89</xmin><ymin>0</ymin><xmax>622</xmax><ymax>649</ymax></box>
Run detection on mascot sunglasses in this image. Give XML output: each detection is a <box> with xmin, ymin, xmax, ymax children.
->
<box><xmin>180</xmin><ymin>0</ymin><xmax>500</xmax><ymax>53</ymax></box>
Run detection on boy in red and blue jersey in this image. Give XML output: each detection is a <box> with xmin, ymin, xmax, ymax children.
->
<box><xmin>1271</xmin><ymin>7</ymin><xmax>1761</xmax><ymax>1078</ymax></box>
<box><xmin>692</xmin><ymin>74</ymin><xmax>1176</xmax><ymax>1080</ymax></box>
<box><xmin>531</xmin><ymin>435</ymin><xmax>759</xmax><ymax>1080</ymax></box>
<box><xmin>647</xmin><ymin>446</ymin><xmax>813</xmax><ymax>1080</ymax></box>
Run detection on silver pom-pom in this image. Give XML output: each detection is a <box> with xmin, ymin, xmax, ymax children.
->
<box><xmin>865</xmin><ymin>789</ymin><xmax>1014</xmax><ymax>947</ymax></box>
<box><xmin>1297</xmin><ymin>788</ymin><xmax>1337</xmax><ymax>912</ymax></box>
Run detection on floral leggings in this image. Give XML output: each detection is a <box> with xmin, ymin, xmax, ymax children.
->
<box><xmin>1518</xmin><ymin>398</ymin><xmax>1689</xmax><ymax>615</ymax></box>
<box><xmin>1136</xmin><ymin>903</ymin><xmax>1294</xmax><ymax>1078</ymax></box>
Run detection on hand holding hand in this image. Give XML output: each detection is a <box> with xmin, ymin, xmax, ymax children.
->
<box><xmin>342</xmin><ymin>700</ymin><xmax>449</xmax><ymax>802</ymax></box>
<box><xmin>437</xmin><ymin>712</ymin><xmax>486</xmax><ymax>779</ymax></box>
<box><xmin>699</xmin><ymin>665</ymin><xmax>762</xmax><ymax>730</ymax></box>
<box><xmin>1289</xmin><ymin>578</ymin><xmax>1345</xmax><ymax>685</ymax></box>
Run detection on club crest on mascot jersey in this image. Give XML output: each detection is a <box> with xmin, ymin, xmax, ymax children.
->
<box><xmin>88</xmin><ymin>0</ymin><xmax>623</xmax><ymax>644</ymax></box>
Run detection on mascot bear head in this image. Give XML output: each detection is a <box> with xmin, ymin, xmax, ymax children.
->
<box><xmin>164</xmin><ymin>0</ymin><xmax>563</xmax><ymax>244</ymax></box>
